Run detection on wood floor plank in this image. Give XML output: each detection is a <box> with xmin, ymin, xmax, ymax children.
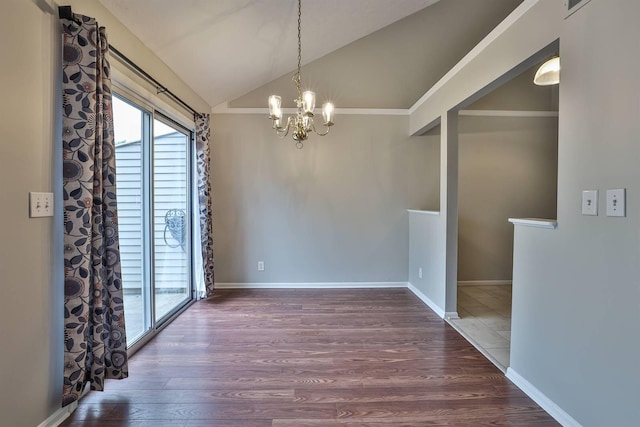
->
<box><xmin>294</xmin><ymin>384</ymin><xmax>505</xmax><ymax>403</ymax></box>
<box><xmin>60</xmin><ymin>288</ymin><xmax>558</xmax><ymax>426</ymax></box>
<box><xmin>80</xmin><ymin>388</ymin><xmax>295</xmax><ymax>404</ymax></box>
<box><xmin>102</xmin><ymin>402</ymin><xmax>337</xmax><ymax>420</ymax></box>
<box><xmin>336</xmin><ymin>398</ymin><xmax>560</xmax><ymax>424</ymax></box>
<box><xmin>163</xmin><ymin>375</ymin><xmax>364</xmax><ymax>390</ymax></box>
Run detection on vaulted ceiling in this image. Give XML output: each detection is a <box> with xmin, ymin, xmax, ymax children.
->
<box><xmin>99</xmin><ymin>0</ymin><xmax>523</xmax><ymax>109</ymax></box>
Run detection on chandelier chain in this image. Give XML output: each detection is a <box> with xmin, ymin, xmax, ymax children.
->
<box><xmin>268</xmin><ymin>0</ymin><xmax>334</xmax><ymax>147</ymax></box>
<box><xmin>295</xmin><ymin>0</ymin><xmax>302</xmax><ymax>97</ymax></box>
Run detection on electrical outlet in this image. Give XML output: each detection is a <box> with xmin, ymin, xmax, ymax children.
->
<box><xmin>257</xmin><ymin>261</ymin><xmax>265</xmax><ymax>271</ymax></box>
<box><xmin>606</xmin><ymin>189</ymin><xmax>626</xmax><ymax>217</ymax></box>
<box><xmin>29</xmin><ymin>192</ymin><xmax>54</xmax><ymax>217</ymax></box>
<box><xmin>418</xmin><ymin>267</ymin><xmax>423</xmax><ymax>279</ymax></box>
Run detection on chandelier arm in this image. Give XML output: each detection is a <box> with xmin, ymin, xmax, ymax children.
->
<box><xmin>310</xmin><ymin>121</ymin><xmax>331</xmax><ymax>136</ymax></box>
<box><xmin>274</xmin><ymin>116</ymin><xmax>293</xmax><ymax>138</ymax></box>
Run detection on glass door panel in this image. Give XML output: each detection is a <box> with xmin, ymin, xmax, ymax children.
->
<box><xmin>113</xmin><ymin>95</ymin><xmax>151</xmax><ymax>346</ymax></box>
<box><xmin>153</xmin><ymin>118</ymin><xmax>191</xmax><ymax>321</ymax></box>
<box><xmin>113</xmin><ymin>92</ymin><xmax>194</xmax><ymax>350</ymax></box>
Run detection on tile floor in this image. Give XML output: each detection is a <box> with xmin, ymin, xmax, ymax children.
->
<box><xmin>448</xmin><ymin>284</ymin><xmax>512</xmax><ymax>371</ymax></box>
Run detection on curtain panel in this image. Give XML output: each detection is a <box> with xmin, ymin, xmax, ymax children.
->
<box><xmin>195</xmin><ymin>114</ymin><xmax>215</xmax><ymax>297</ymax></box>
<box><xmin>61</xmin><ymin>14</ymin><xmax>128</xmax><ymax>406</ymax></box>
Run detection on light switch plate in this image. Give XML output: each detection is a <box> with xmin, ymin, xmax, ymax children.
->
<box><xmin>606</xmin><ymin>189</ymin><xmax>626</xmax><ymax>217</ymax></box>
<box><xmin>29</xmin><ymin>192</ymin><xmax>54</xmax><ymax>217</ymax></box>
<box><xmin>581</xmin><ymin>190</ymin><xmax>598</xmax><ymax>216</ymax></box>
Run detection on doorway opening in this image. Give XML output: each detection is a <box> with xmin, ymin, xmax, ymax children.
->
<box><xmin>448</xmin><ymin>60</ymin><xmax>559</xmax><ymax>371</ymax></box>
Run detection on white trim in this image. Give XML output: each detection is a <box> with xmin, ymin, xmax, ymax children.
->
<box><xmin>407</xmin><ymin>282</ymin><xmax>445</xmax><ymax>318</ymax></box>
<box><xmin>215</xmin><ymin>282</ymin><xmax>407</xmax><ymax>289</ymax></box>
<box><xmin>459</xmin><ymin>109</ymin><xmax>559</xmax><ymax>118</ymax></box>
<box><xmin>444</xmin><ymin>311</ymin><xmax>460</xmax><ymax>320</ymax></box>
<box><xmin>37</xmin><ymin>402</ymin><xmax>77</xmax><ymax>427</ymax></box>
<box><xmin>408</xmin><ymin>0</ymin><xmax>539</xmax><ymax>114</ymax></box>
<box><xmin>407</xmin><ymin>209</ymin><xmax>440</xmax><ymax>216</ymax></box>
<box><xmin>506</xmin><ymin>368</ymin><xmax>583</xmax><ymax>427</ymax></box>
<box><xmin>327</xmin><ymin>108</ymin><xmax>407</xmax><ymax>116</ymax></box>
<box><xmin>38</xmin><ymin>379</ymin><xmax>91</xmax><ymax>426</ymax></box>
<box><xmin>508</xmin><ymin>218</ymin><xmax>558</xmax><ymax>229</ymax></box>
<box><xmin>211</xmin><ymin>103</ymin><xmax>408</xmax><ymax>116</ymax></box>
<box><xmin>458</xmin><ymin>280</ymin><xmax>512</xmax><ymax>286</ymax></box>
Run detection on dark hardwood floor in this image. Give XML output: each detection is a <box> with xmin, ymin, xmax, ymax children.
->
<box><xmin>61</xmin><ymin>288</ymin><xmax>558</xmax><ymax>426</ymax></box>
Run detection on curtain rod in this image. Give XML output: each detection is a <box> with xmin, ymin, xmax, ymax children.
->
<box><xmin>58</xmin><ymin>5</ymin><xmax>200</xmax><ymax>119</ymax></box>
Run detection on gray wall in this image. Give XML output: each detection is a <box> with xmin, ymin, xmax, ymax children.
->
<box><xmin>409</xmin><ymin>211</ymin><xmax>445</xmax><ymax>311</ymax></box>
<box><xmin>469</xmin><ymin>64</ymin><xmax>559</xmax><ymax>112</ymax></box>
<box><xmin>211</xmin><ymin>113</ymin><xmax>437</xmax><ymax>284</ymax></box>
<box><xmin>0</xmin><ymin>1</ymin><xmax>209</xmax><ymax>426</ymax></box>
<box><xmin>407</xmin><ymin>0</ymin><xmax>639</xmax><ymax>423</ymax></box>
<box><xmin>510</xmin><ymin>1</ymin><xmax>640</xmax><ymax>425</ymax></box>
<box><xmin>458</xmin><ymin>116</ymin><xmax>558</xmax><ymax>282</ymax></box>
<box><xmin>0</xmin><ymin>3</ymin><xmax>60</xmax><ymax>426</ymax></box>
<box><xmin>231</xmin><ymin>0</ymin><xmax>523</xmax><ymax>109</ymax></box>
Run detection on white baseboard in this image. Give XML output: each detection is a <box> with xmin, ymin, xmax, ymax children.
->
<box><xmin>39</xmin><ymin>382</ymin><xmax>91</xmax><ymax>427</ymax></box>
<box><xmin>37</xmin><ymin>401</ymin><xmax>77</xmax><ymax>427</ymax></box>
<box><xmin>215</xmin><ymin>282</ymin><xmax>408</xmax><ymax>289</ymax></box>
<box><xmin>218</xmin><ymin>282</ymin><xmax>452</xmax><ymax>322</ymax></box>
<box><xmin>457</xmin><ymin>280</ymin><xmax>512</xmax><ymax>286</ymax></box>
<box><xmin>407</xmin><ymin>282</ymin><xmax>445</xmax><ymax>318</ymax></box>
<box><xmin>506</xmin><ymin>368</ymin><xmax>582</xmax><ymax>427</ymax></box>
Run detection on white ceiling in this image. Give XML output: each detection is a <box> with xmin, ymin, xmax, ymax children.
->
<box><xmin>98</xmin><ymin>0</ymin><xmax>439</xmax><ymax>108</ymax></box>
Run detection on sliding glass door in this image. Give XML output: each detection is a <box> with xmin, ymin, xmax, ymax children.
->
<box><xmin>153</xmin><ymin>118</ymin><xmax>191</xmax><ymax>321</ymax></box>
<box><xmin>113</xmin><ymin>93</ymin><xmax>194</xmax><ymax>349</ymax></box>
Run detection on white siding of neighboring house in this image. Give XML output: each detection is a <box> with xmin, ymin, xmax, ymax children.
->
<box><xmin>115</xmin><ymin>132</ymin><xmax>189</xmax><ymax>293</ymax></box>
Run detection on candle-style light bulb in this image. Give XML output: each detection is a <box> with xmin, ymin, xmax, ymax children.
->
<box><xmin>302</xmin><ymin>90</ymin><xmax>316</xmax><ymax>116</ymax></box>
<box><xmin>322</xmin><ymin>102</ymin><xmax>334</xmax><ymax>126</ymax></box>
<box><xmin>268</xmin><ymin>95</ymin><xmax>282</xmax><ymax>119</ymax></box>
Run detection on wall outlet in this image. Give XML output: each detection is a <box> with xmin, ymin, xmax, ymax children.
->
<box><xmin>29</xmin><ymin>192</ymin><xmax>54</xmax><ymax>217</ymax></box>
<box><xmin>581</xmin><ymin>190</ymin><xmax>598</xmax><ymax>216</ymax></box>
<box><xmin>418</xmin><ymin>267</ymin><xmax>423</xmax><ymax>279</ymax></box>
<box><xmin>257</xmin><ymin>261</ymin><xmax>265</xmax><ymax>271</ymax></box>
<box><xmin>606</xmin><ymin>189</ymin><xmax>626</xmax><ymax>217</ymax></box>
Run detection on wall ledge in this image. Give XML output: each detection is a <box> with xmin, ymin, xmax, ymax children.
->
<box><xmin>407</xmin><ymin>209</ymin><xmax>440</xmax><ymax>216</ymax></box>
<box><xmin>508</xmin><ymin>218</ymin><xmax>557</xmax><ymax>229</ymax></box>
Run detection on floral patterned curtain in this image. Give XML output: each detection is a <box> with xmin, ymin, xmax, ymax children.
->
<box><xmin>61</xmin><ymin>14</ymin><xmax>128</xmax><ymax>406</ymax></box>
<box><xmin>195</xmin><ymin>114</ymin><xmax>215</xmax><ymax>297</ymax></box>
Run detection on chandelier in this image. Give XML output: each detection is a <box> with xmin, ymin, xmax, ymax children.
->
<box><xmin>268</xmin><ymin>0</ymin><xmax>335</xmax><ymax>149</ymax></box>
